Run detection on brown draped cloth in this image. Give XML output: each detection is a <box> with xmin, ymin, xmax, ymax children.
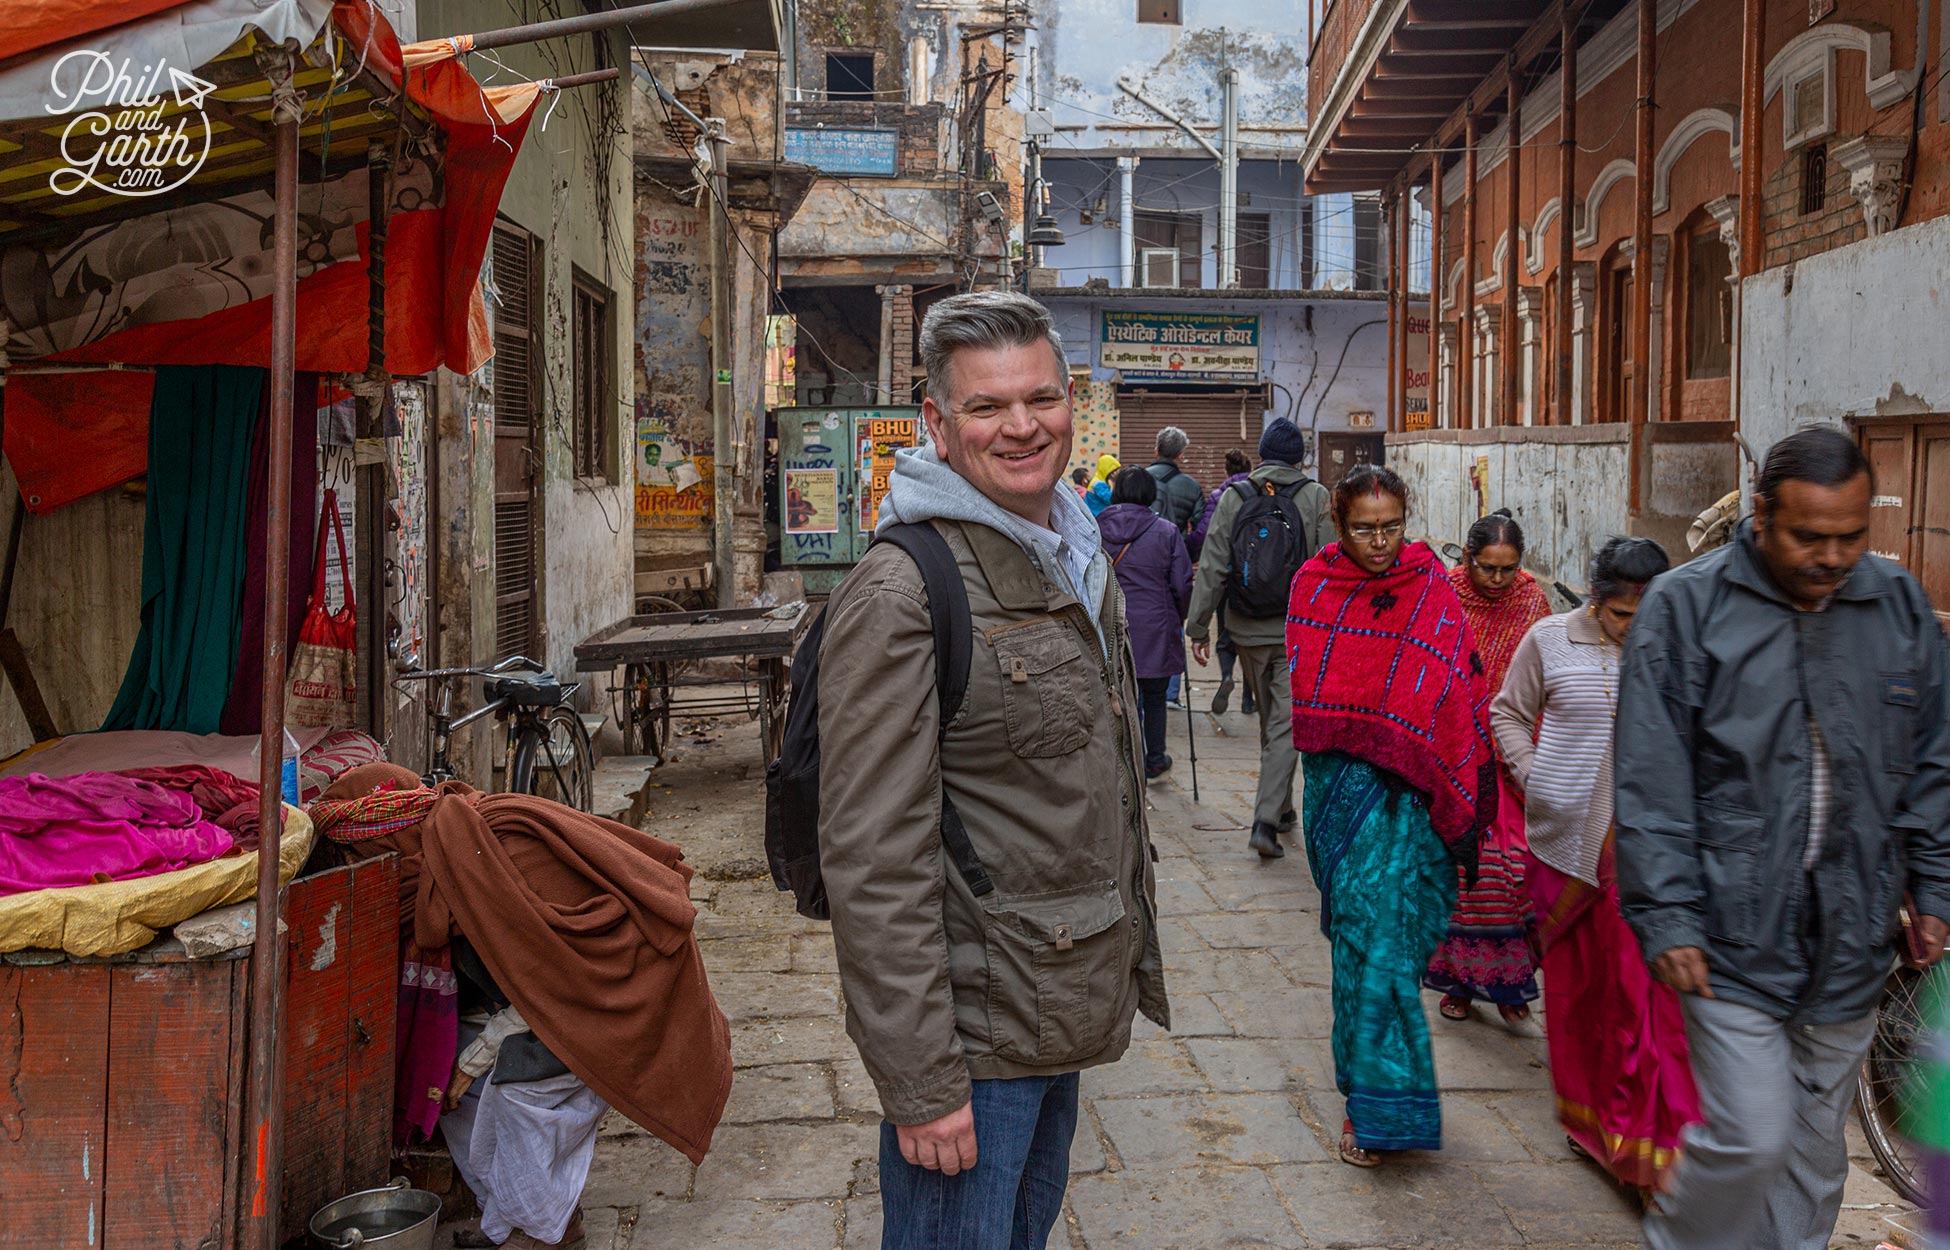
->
<box><xmin>414</xmin><ymin>790</ymin><xmax>731</xmax><ymax>1166</ymax></box>
<box><xmin>311</xmin><ymin>765</ymin><xmax>732</xmax><ymax>1161</ymax></box>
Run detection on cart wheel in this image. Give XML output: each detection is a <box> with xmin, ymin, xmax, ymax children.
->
<box><xmin>760</xmin><ymin>659</ymin><xmax>788</xmax><ymax>760</ymax></box>
<box><xmin>624</xmin><ymin>662</ymin><xmax>667</xmax><ymax>761</ymax></box>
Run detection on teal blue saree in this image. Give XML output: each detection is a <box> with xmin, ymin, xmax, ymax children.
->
<box><xmin>1302</xmin><ymin>750</ymin><xmax>1458</xmax><ymax>1152</ymax></box>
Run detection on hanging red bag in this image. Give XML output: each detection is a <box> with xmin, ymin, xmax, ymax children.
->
<box><xmin>287</xmin><ymin>489</ymin><xmax>358</xmax><ymax>728</ymax></box>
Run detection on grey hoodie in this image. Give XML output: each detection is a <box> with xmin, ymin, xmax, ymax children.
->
<box><xmin>876</xmin><ymin>445</ymin><xmax>1110</xmax><ymax>652</ymax></box>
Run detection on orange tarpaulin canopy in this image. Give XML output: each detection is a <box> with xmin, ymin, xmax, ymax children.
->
<box><xmin>0</xmin><ymin>0</ymin><xmax>195</xmax><ymax>64</ymax></box>
<box><xmin>2</xmin><ymin>0</ymin><xmax>544</xmax><ymax>513</ymax></box>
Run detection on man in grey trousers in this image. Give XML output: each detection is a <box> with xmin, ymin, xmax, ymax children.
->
<box><xmin>1186</xmin><ymin>417</ymin><xmax>1332</xmax><ymax>859</ymax></box>
<box><xmin>1615</xmin><ymin>427</ymin><xmax>1950</xmax><ymax>1250</ymax></box>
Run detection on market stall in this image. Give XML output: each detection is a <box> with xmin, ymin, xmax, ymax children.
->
<box><xmin>0</xmin><ymin>1</ymin><xmax>553</xmax><ymax>1242</ymax></box>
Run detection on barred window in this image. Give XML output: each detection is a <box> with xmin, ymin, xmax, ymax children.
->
<box><xmin>572</xmin><ymin>271</ymin><xmax>615</xmax><ymax>482</ymax></box>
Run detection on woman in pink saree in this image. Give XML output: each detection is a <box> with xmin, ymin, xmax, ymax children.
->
<box><xmin>1492</xmin><ymin>537</ymin><xmax>1700</xmax><ymax>1198</ymax></box>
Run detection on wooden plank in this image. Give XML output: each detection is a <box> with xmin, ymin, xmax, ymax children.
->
<box><xmin>573</xmin><ymin>607</ymin><xmax>810</xmax><ymax>667</ymax></box>
<box><xmin>103</xmin><ymin>962</ymin><xmax>231</xmax><ymax>1250</ymax></box>
<box><xmin>278</xmin><ymin>868</ymin><xmax>355</xmax><ymax>1243</ymax></box>
<box><xmin>221</xmin><ymin>958</ymin><xmax>248</xmax><ymax>1250</ymax></box>
<box><xmin>0</xmin><ymin>965</ymin><xmax>110</xmax><ymax>1247</ymax></box>
<box><xmin>344</xmin><ymin>856</ymin><xmax>401</xmax><ymax>1195</ymax></box>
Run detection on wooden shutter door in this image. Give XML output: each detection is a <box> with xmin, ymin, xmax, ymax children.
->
<box><xmin>491</xmin><ymin>224</ymin><xmax>540</xmax><ymax>658</ymax></box>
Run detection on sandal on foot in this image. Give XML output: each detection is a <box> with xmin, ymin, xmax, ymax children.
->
<box><xmin>1566</xmin><ymin>1134</ymin><xmax>1594</xmax><ymax>1161</ymax></box>
<box><xmin>1339</xmin><ymin>1119</ymin><xmax>1382</xmax><ymax>1168</ymax></box>
<box><xmin>1438</xmin><ymin>994</ymin><xmax>1471</xmax><ymax>1021</ymax></box>
<box><xmin>1497</xmin><ymin>1003</ymin><xmax>1532</xmax><ymax>1025</ymax></box>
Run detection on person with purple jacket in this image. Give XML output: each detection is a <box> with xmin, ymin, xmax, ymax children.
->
<box><xmin>1099</xmin><ymin>467</ymin><xmax>1193</xmax><ymax>780</ymax></box>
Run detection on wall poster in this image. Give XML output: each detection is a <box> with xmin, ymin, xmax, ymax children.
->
<box><xmin>784</xmin><ymin>467</ymin><xmax>840</xmax><ymax>534</ymax></box>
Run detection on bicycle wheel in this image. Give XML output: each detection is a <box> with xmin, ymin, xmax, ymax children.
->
<box><xmin>1856</xmin><ymin>961</ymin><xmax>1927</xmax><ymax>1204</ymax></box>
<box><xmin>508</xmin><ymin>705</ymin><xmax>595</xmax><ymax>813</ymax></box>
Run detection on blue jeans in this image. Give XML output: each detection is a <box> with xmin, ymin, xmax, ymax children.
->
<box><xmin>1166</xmin><ymin>673</ymin><xmax>1182</xmax><ymax>704</ymax></box>
<box><xmin>878</xmin><ymin>1074</ymin><xmax>1080</xmax><ymax>1250</ymax></box>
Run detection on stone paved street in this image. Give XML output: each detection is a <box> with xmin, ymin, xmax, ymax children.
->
<box><xmin>438</xmin><ymin>668</ymin><xmax>1914</xmax><ymax>1250</ymax></box>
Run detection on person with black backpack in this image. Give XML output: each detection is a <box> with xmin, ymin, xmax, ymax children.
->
<box><xmin>771</xmin><ymin>291</ymin><xmax>1167</xmax><ymax>1250</ymax></box>
<box><xmin>1185</xmin><ymin>417</ymin><xmax>1335</xmax><ymax>858</ymax></box>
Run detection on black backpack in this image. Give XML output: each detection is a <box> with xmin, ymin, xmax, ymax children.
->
<box><xmin>1225</xmin><ymin>478</ymin><xmax>1314</xmax><ymax>618</ymax></box>
<box><xmin>764</xmin><ymin>523</ymin><xmax>995</xmax><ymax>921</ymax></box>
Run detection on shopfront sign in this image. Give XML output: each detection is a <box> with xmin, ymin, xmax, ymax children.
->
<box><xmin>1101</xmin><ymin>311</ymin><xmax>1259</xmax><ymax>383</ymax></box>
<box><xmin>783</xmin><ymin>126</ymin><xmax>900</xmax><ymax>177</ymax></box>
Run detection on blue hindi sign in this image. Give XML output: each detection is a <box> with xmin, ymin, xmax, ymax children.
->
<box><xmin>783</xmin><ymin>127</ymin><xmax>900</xmax><ymax>177</ymax></box>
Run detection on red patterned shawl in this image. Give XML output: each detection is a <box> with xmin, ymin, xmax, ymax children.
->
<box><xmin>1449</xmin><ymin>566</ymin><xmax>1552</xmax><ymax>693</ymax></box>
<box><xmin>1287</xmin><ymin>540</ymin><xmax>1498</xmax><ymax>848</ymax></box>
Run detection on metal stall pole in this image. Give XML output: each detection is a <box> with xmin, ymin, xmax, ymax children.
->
<box><xmin>246</xmin><ymin>45</ymin><xmax>303</xmax><ymax>1250</ymax></box>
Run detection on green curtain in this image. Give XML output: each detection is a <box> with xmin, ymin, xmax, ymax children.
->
<box><xmin>102</xmin><ymin>365</ymin><xmax>265</xmax><ymax>733</ymax></box>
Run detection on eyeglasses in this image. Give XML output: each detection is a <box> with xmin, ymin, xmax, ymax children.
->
<box><xmin>1346</xmin><ymin>521</ymin><xmax>1406</xmax><ymax>543</ymax></box>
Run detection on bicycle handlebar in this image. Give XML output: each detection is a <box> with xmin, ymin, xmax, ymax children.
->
<box><xmin>396</xmin><ymin>655</ymin><xmax>549</xmax><ymax>683</ymax></box>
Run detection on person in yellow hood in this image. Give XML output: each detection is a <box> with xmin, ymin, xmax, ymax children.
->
<box><xmin>1085</xmin><ymin>454</ymin><xmax>1119</xmax><ymax>517</ymax></box>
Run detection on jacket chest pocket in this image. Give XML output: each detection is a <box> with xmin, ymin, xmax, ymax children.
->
<box><xmin>989</xmin><ymin>619</ymin><xmax>1095</xmax><ymax>758</ymax></box>
<box><xmin>1697</xmin><ymin>805</ymin><xmax>1764</xmax><ymax>945</ymax></box>
<box><xmin>1881</xmin><ymin>670</ymin><xmax>1919</xmax><ymax>776</ymax></box>
<box><xmin>982</xmin><ymin>882</ymin><xmax>1130</xmax><ymax>1065</ymax></box>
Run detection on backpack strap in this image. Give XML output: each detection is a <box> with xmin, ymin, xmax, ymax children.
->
<box><xmin>870</xmin><ymin>523</ymin><xmax>993</xmax><ymax>898</ymax></box>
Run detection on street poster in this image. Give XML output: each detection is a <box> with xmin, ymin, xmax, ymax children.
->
<box><xmin>785</xmin><ymin>468</ymin><xmax>840</xmax><ymax>534</ymax></box>
<box><xmin>1101</xmin><ymin>311</ymin><xmax>1260</xmax><ymax>382</ymax></box>
<box><xmin>1405</xmin><ymin>309</ymin><xmax>1433</xmax><ymax>430</ymax></box>
<box><xmin>636</xmin><ymin>417</ymin><xmax>711</xmax><ymax>530</ymax></box>
<box><xmin>857</xmin><ymin>414</ymin><xmax>919</xmax><ymax>532</ymax></box>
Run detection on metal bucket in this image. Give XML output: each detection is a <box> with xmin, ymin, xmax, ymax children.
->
<box><xmin>309</xmin><ymin>1177</ymin><xmax>441</xmax><ymax>1250</ymax></box>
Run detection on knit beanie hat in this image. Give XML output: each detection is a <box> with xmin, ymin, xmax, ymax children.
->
<box><xmin>1258</xmin><ymin>418</ymin><xmax>1307</xmax><ymax>466</ymax></box>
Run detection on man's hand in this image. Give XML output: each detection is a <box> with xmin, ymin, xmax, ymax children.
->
<box><xmin>1916</xmin><ymin>915</ymin><xmax>1949</xmax><ymax>967</ymax></box>
<box><xmin>1190</xmin><ymin>640</ymin><xmax>1211</xmax><ymax>668</ymax></box>
<box><xmin>1650</xmin><ymin>946</ymin><xmax>1715</xmax><ymax>998</ymax></box>
<box><xmin>443</xmin><ymin>1067</ymin><xmax>477</xmax><ymax>1111</ymax></box>
<box><xmin>895</xmin><ymin>1102</ymin><xmax>978</xmax><ymax>1175</ymax></box>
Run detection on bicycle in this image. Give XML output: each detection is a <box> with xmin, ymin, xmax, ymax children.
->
<box><xmin>1856</xmin><ymin>955</ymin><xmax>1931</xmax><ymax>1204</ymax></box>
<box><xmin>395</xmin><ymin>654</ymin><xmax>595</xmax><ymax>813</ymax></box>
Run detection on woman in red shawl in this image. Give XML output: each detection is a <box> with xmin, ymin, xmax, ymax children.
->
<box><xmin>1287</xmin><ymin>466</ymin><xmax>1497</xmax><ymax>1168</ymax></box>
<box><xmin>1425</xmin><ymin>510</ymin><xmax>1550</xmax><ymax>1024</ymax></box>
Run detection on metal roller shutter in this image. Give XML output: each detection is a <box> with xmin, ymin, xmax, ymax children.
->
<box><xmin>1116</xmin><ymin>387</ymin><xmax>1268</xmax><ymax>492</ymax></box>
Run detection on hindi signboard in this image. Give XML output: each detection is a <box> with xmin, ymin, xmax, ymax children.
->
<box><xmin>1100</xmin><ymin>311</ymin><xmax>1260</xmax><ymax>383</ymax></box>
<box><xmin>783</xmin><ymin>127</ymin><xmax>900</xmax><ymax>177</ymax></box>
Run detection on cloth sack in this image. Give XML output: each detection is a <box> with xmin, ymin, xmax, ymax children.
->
<box><xmin>288</xmin><ymin>490</ymin><xmax>358</xmax><ymax>728</ymax></box>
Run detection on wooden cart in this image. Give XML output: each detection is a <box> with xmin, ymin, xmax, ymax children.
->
<box><xmin>573</xmin><ymin>603</ymin><xmax>812</xmax><ymax>762</ymax></box>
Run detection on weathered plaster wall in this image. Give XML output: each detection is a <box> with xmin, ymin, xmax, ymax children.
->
<box><xmin>1740</xmin><ymin>214</ymin><xmax>1950</xmax><ymax>476</ymax></box>
<box><xmin>1041</xmin><ymin>294</ymin><xmax>1398</xmax><ymax>450</ymax></box>
<box><xmin>420</xmin><ymin>0</ymin><xmax>635</xmax><ymax>691</ymax></box>
<box><xmin>1028</xmin><ymin>0</ymin><xmax>1308</xmax><ymax>151</ymax></box>
<box><xmin>780</xmin><ymin>181</ymin><xmax>962</xmax><ymax>262</ymax></box>
<box><xmin>1386</xmin><ymin>425</ymin><xmax>1736</xmax><ymax>589</ymax></box>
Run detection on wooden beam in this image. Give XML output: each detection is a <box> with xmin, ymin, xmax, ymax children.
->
<box><xmin>1387</xmin><ymin>191</ymin><xmax>1400</xmax><ymax>435</ymax></box>
<box><xmin>1461</xmin><ymin>113</ymin><xmax>1479</xmax><ymax>430</ymax></box>
<box><xmin>1390</xmin><ymin>26</ymin><xmax>1526</xmax><ymax>55</ymax></box>
<box><xmin>1347</xmin><ymin>95</ymin><xmax>1456</xmax><ymax>117</ymax></box>
<box><xmin>1501</xmin><ymin>68</ymin><xmax>1523</xmax><ymax>427</ymax></box>
<box><xmin>1429</xmin><ymin>159</ymin><xmax>1444</xmax><ymax>427</ymax></box>
<box><xmin>1630</xmin><ymin>0</ymin><xmax>1654</xmax><ymax>436</ymax></box>
<box><xmin>1554</xmin><ymin>3</ymin><xmax>1577</xmax><ymax>424</ymax></box>
<box><xmin>1406</xmin><ymin>0</ymin><xmax>1546</xmax><ymax>24</ymax></box>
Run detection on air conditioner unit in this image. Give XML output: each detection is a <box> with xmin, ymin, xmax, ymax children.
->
<box><xmin>1140</xmin><ymin>247</ymin><xmax>1180</xmax><ymax>288</ymax></box>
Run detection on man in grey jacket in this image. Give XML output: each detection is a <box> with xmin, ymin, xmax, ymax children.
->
<box><xmin>1186</xmin><ymin>418</ymin><xmax>1334</xmax><ymax>858</ymax></box>
<box><xmin>1146</xmin><ymin>426</ymin><xmax>1206</xmax><ymax>535</ymax></box>
<box><xmin>818</xmin><ymin>292</ymin><xmax>1168</xmax><ymax>1250</ymax></box>
<box><xmin>1616</xmin><ymin>427</ymin><xmax>1950</xmax><ymax>1250</ymax></box>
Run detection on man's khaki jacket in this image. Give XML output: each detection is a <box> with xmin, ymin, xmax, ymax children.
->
<box><xmin>818</xmin><ymin>518</ymin><xmax>1171</xmax><ymax>1124</ymax></box>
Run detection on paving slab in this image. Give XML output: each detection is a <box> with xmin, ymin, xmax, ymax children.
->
<box><xmin>1094</xmin><ymin>1092</ymin><xmax>1332</xmax><ymax>1168</ymax></box>
<box><xmin>628</xmin><ymin>1196</ymin><xmax>841</xmax><ymax>1248</ymax></box>
<box><xmin>690</xmin><ymin>1121</ymin><xmax>881</xmax><ymax>1203</ymax></box>
<box><xmin>721</xmin><ymin>1062</ymin><xmax>839</xmax><ymax>1123</ymax></box>
<box><xmin>1067</xmin><ymin>1165</ymin><xmax>1310</xmax><ymax>1250</ymax></box>
<box><xmin>1271</xmin><ymin>1160</ymin><xmax>1525</xmax><ymax>1248</ymax></box>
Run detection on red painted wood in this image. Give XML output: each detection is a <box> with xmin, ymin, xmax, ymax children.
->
<box><xmin>280</xmin><ymin>868</ymin><xmax>354</xmax><ymax>1242</ymax></box>
<box><xmin>344</xmin><ymin>857</ymin><xmax>400</xmax><ymax>1191</ymax></box>
<box><xmin>103</xmin><ymin>959</ymin><xmax>236</xmax><ymax>1250</ymax></box>
<box><xmin>0</xmin><ymin>965</ymin><xmax>111</xmax><ymax>1247</ymax></box>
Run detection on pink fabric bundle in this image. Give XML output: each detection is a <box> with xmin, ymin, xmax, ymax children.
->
<box><xmin>0</xmin><ymin>771</ymin><xmax>236</xmax><ymax>897</ymax></box>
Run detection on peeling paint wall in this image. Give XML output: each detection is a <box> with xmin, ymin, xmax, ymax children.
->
<box><xmin>1027</xmin><ymin>0</ymin><xmax>1307</xmax><ymax>152</ymax></box>
<box><xmin>421</xmin><ymin>0</ymin><xmax>635</xmax><ymax>701</ymax></box>
<box><xmin>1740</xmin><ymin>214</ymin><xmax>1950</xmax><ymax>482</ymax></box>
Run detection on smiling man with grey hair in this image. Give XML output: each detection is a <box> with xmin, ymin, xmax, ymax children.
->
<box><xmin>816</xmin><ymin>290</ymin><xmax>1168</xmax><ymax>1250</ymax></box>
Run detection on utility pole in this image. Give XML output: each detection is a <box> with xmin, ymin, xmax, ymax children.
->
<box><xmin>706</xmin><ymin>118</ymin><xmax>736</xmax><ymax>608</ymax></box>
<box><xmin>1219</xmin><ymin>65</ymin><xmax>1239</xmax><ymax>289</ymax></box>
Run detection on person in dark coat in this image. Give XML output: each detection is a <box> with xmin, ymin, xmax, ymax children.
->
<box><xmin>1099</xmin><ymin>468</ymin><xmax>1193</xmax><ymax>780</ymax></box>
<box><xmin>1616</xmin><ymin>428</ymin><xmax>1950</xmax><ymax>1250</ymax></box>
